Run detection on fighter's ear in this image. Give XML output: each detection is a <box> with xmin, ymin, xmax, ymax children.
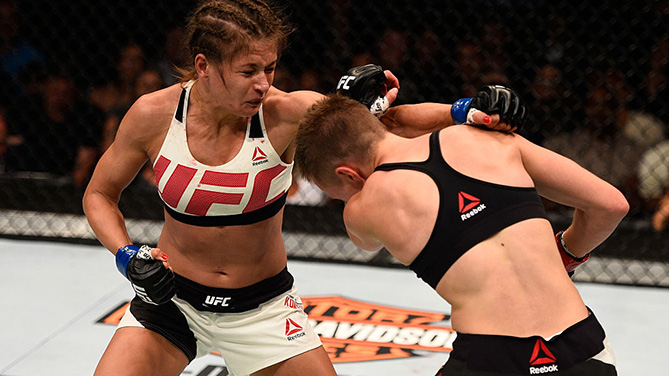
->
<box><xmin>335</xmin><ymin>166</ymin><xmax>364</xmax><ymax>185</ymax></box>
<box><xmin>194</xmin><ymin>54</ymin><xmax>210</xmax><ymax>79</ymax></box>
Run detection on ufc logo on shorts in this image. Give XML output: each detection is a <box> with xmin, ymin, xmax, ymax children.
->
<box><xmin>337</xmin><ymin>75</ymin><xmax>356</xmax><ymax>91</ymax></box>
<box><xmin>205</xmin><ymin>295</ymin><xmax>232</xmax><ymax>307</ymax></box>
<box><xmin>154</xmin><ymin>156</ymin><xmax>286</xmax><ymax>215</ymax></box>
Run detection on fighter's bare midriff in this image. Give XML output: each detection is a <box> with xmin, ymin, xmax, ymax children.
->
<box><xmin>157</xmin><ymin>209</ymin><xmax>288</xmax><ymax>288</ymax></box>
<box><xmin>436</xmin><ymin>218</ymin><xmax>589</xmax><ymax>338</ymax></box>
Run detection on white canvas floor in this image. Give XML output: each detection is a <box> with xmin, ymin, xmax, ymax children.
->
<box><xmin>0</xmin><ymin>238</ymin><xmax>667</xmax><ymax>375</ymax></box>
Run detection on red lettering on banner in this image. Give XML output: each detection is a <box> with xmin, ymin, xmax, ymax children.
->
<box><xmin>243</xmin><ymin>165</ymin><xmax>287</xmax><ymax>213</ymax></box>
<box><xmin>161</xmin><ymin>164</ymin><xmax>197</xmax><ymax>207</ymax></box>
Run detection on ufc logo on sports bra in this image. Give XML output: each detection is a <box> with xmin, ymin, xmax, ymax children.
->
<box><xmin>153</xmin><ymin>155</ymin><xmax>287</xmax><ymax>216</ymax></box>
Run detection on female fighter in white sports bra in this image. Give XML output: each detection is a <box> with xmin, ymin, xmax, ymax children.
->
<box><xmin>83</xmin><ymin>2</ymin><xmax>523</xmax><ymax>375</ymax></box>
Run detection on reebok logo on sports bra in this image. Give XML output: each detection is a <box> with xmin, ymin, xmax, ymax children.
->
<box><xmin>458</xmin><ymin>191</ymin><xmax>486</xmax><ymax>221</ymax></box>
<box><xmin>252</xmin><ymin>146</ymin><xmax>268</xmax><ymax>165</ymax></box>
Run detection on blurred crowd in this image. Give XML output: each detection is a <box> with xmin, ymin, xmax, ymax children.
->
<box><xmin>0</xmin><ymin>0</ymin><xmax>667</xmax><ymax>230</ymax></box>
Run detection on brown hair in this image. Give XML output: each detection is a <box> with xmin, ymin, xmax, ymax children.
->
<box><xmin>177</xmin><ymin>0</ymin><xmax>294</xmax><ymax>82</ymax></box>
<box><xmin>295</xmin><ymin>94</ymin><xmax>385</xmax><ymax>185</ymax></box>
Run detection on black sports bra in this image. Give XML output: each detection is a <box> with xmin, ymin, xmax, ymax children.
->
<box><xmin>374</xmin><ymin>130</ymin><xmax>547</xmax><ymax>289</ymax></box>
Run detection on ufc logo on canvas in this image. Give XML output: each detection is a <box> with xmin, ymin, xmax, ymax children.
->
<box><xmin>154</xmin><ymin>156</ymin><xmax>287</xmax><ymax>215</ymax></box>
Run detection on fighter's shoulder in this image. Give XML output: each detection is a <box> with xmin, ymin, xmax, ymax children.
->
<box><xmin>344</xmin><ymin>178</ymin><xmax>397</xmax><ymax>237</ymax></box>
<box><xmin>128</xmin><ymin>84</ymin><xmax>183</xmax><ymax>122</ymax></box>
<box><xmin>440</xmin><ymin>124</ymin><xmax>520</xmax><ymax>148</ymax></box>
<box><xmin>116</xmin><ymin>84</ymin><xmax>182</xmax><ymax>141</ymax></box>
<box><xmin>352</xmin><ymin>175</ymin><xmax>398</xmax><ymax>213</ymax></box>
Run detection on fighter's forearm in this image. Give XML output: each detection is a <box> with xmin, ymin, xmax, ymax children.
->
<box><xmin>83</xmin><ymin>191</ymin><xmax>133</xmax><ymax>254</ymax></box>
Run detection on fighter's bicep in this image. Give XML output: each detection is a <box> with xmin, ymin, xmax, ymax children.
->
<box><xmin>89</xmin><ymin>106</ymin><xmax>153</xmax><ymax>198</ymax></box>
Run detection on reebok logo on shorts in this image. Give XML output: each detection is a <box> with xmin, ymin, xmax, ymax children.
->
<box><xmin>529</xmin><ymin>339</ymin><xmax>558</xmax><ymax>374</ymax></box>
<box><xmin>458</xmin><ymin>192</ymin><xmax>486</xmax><ymax>221</ymax></box>
<box><xmin>285</xmin><ymin>318</ymin><xmax>306</xmax><ymax>341</ymax></box>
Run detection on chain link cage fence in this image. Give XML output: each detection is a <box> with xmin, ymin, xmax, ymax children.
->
<box><xmin>0</xmin><ymin>0</ymin><xmax>667</xmax><ymax>286</ymax></box>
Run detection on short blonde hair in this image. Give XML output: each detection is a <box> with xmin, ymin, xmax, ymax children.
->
<box><xmin>295</xmin><ymin>94</ymin><xmax>385</xmax><ymax>185</ymax></box>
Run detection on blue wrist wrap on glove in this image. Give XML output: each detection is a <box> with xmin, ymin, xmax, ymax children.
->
<box><xmin>451</xmin><ymin>98</ymin><xmax>472</xmax><ymax>124</ymax></box>
<box><xmin>116</xmin><ymin>244</ymin><xmax>139</xmax><ymax>278</ymax></box>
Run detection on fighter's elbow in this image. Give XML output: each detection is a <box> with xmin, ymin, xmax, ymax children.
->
<box><xmin>348</xmin><ymin>230</ymin><xmax>383</xmax><ymax>253</ymax></box>
<box><xmin>603</xmin><ymin>189</ymin><xmax>630</xmax><ymax>223</ymax></box>
<box><xmin>611</xmin><ymin>192</ymin><xmax>630</xmax><ymax>221</ymax></box>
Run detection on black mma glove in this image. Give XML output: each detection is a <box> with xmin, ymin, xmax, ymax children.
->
<box><xmin>116</xmin><ymin>245</ymin><xmax>176</xmax><ymax>305</ymax></box>
<box><xmin>451</xmin><ymin>85</ymin><xmax>528</xmax><ymax>131</ymax></box>
<box><xmin>335</xmin><ymin>64</ymin><xmax>390</xmax><ymax>117</ymax></box>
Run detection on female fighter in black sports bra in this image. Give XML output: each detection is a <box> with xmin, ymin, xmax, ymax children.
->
<box><xmin>295</xmin><ymin>94</ymin><xmax>628</xmax><ymax>376</ymax></box>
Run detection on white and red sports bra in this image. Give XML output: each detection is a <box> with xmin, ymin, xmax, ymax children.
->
<box><xmin>152</xmin><ymin>81</ymin><xmax>293</xmax><ymax>226</ymax></box>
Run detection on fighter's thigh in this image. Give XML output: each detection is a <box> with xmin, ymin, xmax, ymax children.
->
<box><xmin>94</xmin><ymin>327</ymin><xmax>189</xmax><ymax>376</ymax></box>
<box><xmin>252</xmin><ymin>345</ymin><xmax>336</xmax><ymax>376</ymax></box>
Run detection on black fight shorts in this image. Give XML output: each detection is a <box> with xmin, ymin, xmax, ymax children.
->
<box><xmin>435</xmin><ymin>310</ymin><xmax>617</xmax><ymax>375</ymax></box>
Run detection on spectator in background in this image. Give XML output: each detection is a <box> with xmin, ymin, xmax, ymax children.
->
<box><xmin>526</xmin><ymin>63</ymin><xmax>577</xmax><ymax>144</ymax></box>
<box><xmin>480</xmin><ymin>66</ymin><xmax>510</xmax><ymax>88</ymax></box>
<box><xmin>0</xmin><ymin>0</ymin><xmax>40</xmax><ymax>160</ymax></box>
<box><xmin>0</xmin><ymin>69</ymin><xmax>15</xmax><ymax>168</ymax></box>
<box><xmin>0</xmin><ymin>0</ymin><xmax>44</xmax><ymax>97</ymax></box>
<box><xmin>479</xmin><ymin>20</ymin><xmax>512</xmax><ymax>79</ymax></box>
<box><xmin>88</xmin><ymin>42</ymin><xmax>147</xmax><ymax>113</ymax></box>
<box><xmin>0</xmin><ymin>69</ymin><xmax>18</xmax><ymax>117</ymax></box>
<box><xmin>638</xmin><ymin>140</ymin><xmax>669</xmax><ymax>231</ymax></box>
<box><xmin>406</xmin><ymin>28</ymin><xmax>448</xmax><ymax>103</ymax></box>
<box><xmin>0</xmin><ymin>107</ymin><xmax>7</xmax><ymax>166</ymax></box>
<box><xmin>599</xmin><ymin>67</ymin><xmax>665</xmax><ymax>149</ymax></box>
<box><xmin>4</xmin><ymin>71</ymin><xmax>103</xmax><ymax>188</ymax></box>
<box><xmin>155</xmin><ymin>26</ymin><xmax>188</xmax><ymax>86</ymax></box>
<box><xmin>271</xmin><ymin>66</ymin><xmax>297</xmax><ymax>92</ymax></box>
<box><xmin>453</xmin><ymin>41</ymin><xmax>486</xmax><ymax>98</ymax></box>
<box><xmin>644</xmin><ymin>35</ymin><xmax>668</xmax><ymax>124</ymax></box>
<box><xmin>652</xmin><ymin>192</ymin><xmax>669</xmax><ymax>232</ymax></box>
<box><xmin>16</xmin><ymin>60</ymin><xmax>47</xmax><ymax>98</ymax></box>
<box><xmin>377</xmin><ymin>28</ymin><xmax>409</xmax><ymax>70</ymax></box>
<box><xmin>135</xmin><ymin>69</ymin><xmax>164</xmax><ymax>98</ymax></box>
<box><xmin>451</xmin><ymin>22</ymin><xmax>513</xmax><ymax>102</ymax></box>
<box><xmin>542</xmin><ymin>73</ymin><xmax>649</xmax><ymax>215</ymax></box>
<box><xmin>375</xmin><ymin>28</ymin><xmax>413</xmax><ymax>104</ymax></box>
<box><xmin>0</xmin><ymin>61</ymin><xmax>47</xmax><ymax>172</ymax></box>
<box><xmin>350</xmin><ymin>50</ymin><xmax>374</xmax><ymax>68</ymax></box>
<box><xmin>297</xmin><ymin>68</ymin><xmax>325</xmax><ymax>93</ymax></box>
<box><xmin>543</xmin><ymin>15</ymin><xmax>569</xmax><ymax>67</ymax></box>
